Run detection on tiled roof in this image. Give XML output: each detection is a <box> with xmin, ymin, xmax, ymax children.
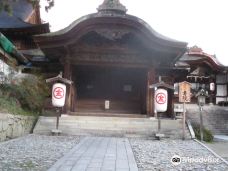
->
<box><xmin>0</xmin><ymin>0</ymin><xmax>34</xmax><ymax>28</ymax></box>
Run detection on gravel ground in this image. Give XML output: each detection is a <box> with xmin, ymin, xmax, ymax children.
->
<box><xmin>0</xmin><ymin>134</ymin><xmax>81</xmax><ymax>171</ymax></box>
<box><xmin>130</xmin><ymin>139</ymin><xmax>228</xmax><ymax>171</ymax></box>
<box><xmin>1</xmin><ymin>135</ymin><xmax>227</xmax><ymax>171</ymax></box>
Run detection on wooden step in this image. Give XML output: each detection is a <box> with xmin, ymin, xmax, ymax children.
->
<box><xmin>69</xmin><ymin>112</ymin><xmax>146</xmax><ymax>118</ymax></box>
<box><xmin>75</xmin><ymin>99</ymin><xmax>141</xmax><ymax>114</ymax></box>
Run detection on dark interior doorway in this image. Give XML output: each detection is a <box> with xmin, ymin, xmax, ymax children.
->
<box><xmin>73</xmin><ymin>65</ymin><xmax>147</xmax><ymax>114</ymax></box>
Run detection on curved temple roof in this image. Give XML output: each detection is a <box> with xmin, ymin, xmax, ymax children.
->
<box><xmin>37</xmin><ymin>13</ymin><xmax>185</xmax><ymax>47</ymax></box>
<box><xmin>35</xmin><ymin>0</ymin><xmax>187</xmax><ymax>48</ymax></box>
<box><xmin>178</xmin><ymin>46</ymin><xmax>227</xmax><ymax>72</ymax></box>
<box><xmin>34</xmin><ymin>0</ymin><xmax>188</xmax><ymax>68</ymax></box>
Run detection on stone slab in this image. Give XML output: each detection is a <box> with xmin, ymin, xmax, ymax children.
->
<box><xmin>48</xmin><ymin>137</ymin><xmax>139</xmax><ymax>171</ymax></box>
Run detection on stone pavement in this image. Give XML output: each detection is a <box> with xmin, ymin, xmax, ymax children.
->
<box><xmin>214</xmin><ymin>135</ymin><xmax>228</xmax><ymax>141</ymax></box>
<box><xmin>48</xmin><ymin>137</ymin><xmax>138</xmax><ymax>171</ymax></box>
<box><xmin>206</xmin><ymin>141</ymin><xmax>228</xmax><ymax>162</ymax></box>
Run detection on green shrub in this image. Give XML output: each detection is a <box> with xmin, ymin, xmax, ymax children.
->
<box><xmin>0</xmin><ymin>96</ymin><xmax>35</xmax><ymax>116</ymax></box>
<box><xmin>0</xmin><ymin>73</ymin><xmax>50</xmax><ymax>114</ymax></box>
<box><xmin>193</xmin><ymin>125</ymin><xmax>214</xmax><ymax>142</ymax></box>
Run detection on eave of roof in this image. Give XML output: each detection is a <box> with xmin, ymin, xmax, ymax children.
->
<box><xmin>178</xmin><ymin>51</ymin><xmax>226</xmax><ymax>72</ymax></box>
<box><xmin>34</xmin><ymin>13</ymin><xmax>187</xmax><ymax>49</ymax></box>
<box><xmin>1</xmin><ymin>25</ymin><xmax>50</xmax><ymax>39</ymax></box>
<box><xmin>187</xmin><ymin>51</ymin><xmax>224</xmax><ymax>67</ymax></box>
<box><xmin>0</xmin><ymin>13</ymin><xmax>32</xmax><ymax>28</ymax></box>
<box><xmin>0</xmin><ymin>0</ymin><xmax>49</xmax><ymax>33</ymax></box>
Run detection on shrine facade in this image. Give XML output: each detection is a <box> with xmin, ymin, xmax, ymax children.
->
<box><xmin>34</xmin><ymin>0</ymin><xmax>189</xmax><ymax>117</ymax></box>
<box><xmin>34</xmin><ymin>0</ymin><xmax>227</xmax><ymax>116</ymax></box>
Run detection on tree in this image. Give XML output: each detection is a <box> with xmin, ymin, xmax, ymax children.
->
<box><xmin>0</xmin><ymin>0</ymin><xmax>54</xmax><ymax>14</ymax></box>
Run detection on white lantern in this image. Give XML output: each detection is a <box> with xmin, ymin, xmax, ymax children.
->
<box><xmin>52</xmin><ymin>83</ymin><xmax>66</xmax><ymax>107</ymax></box>
<box><xmin>210</xmin><ymin>82</ymin><xmax>215</xmax><ymax>91</ymax></box>
<box><xmin>154</xmin><ymin>88</ymin><xmax>168</xmax><ymax>112</ymax></box>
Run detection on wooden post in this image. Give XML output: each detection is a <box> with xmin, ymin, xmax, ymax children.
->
<box><xmin>56</xmin><ymin>108</ymin><xmax>60</xmax><ymax>129</ymax></box>
<box><xmin>179</xmin><ymin>81</ymin><xmax>191</xmax><ymax>140</ymax></box>
<box><xmin>200</xmin><ymin>106</ymin><xmax>204</xmax><ymax>141</ymax></box>
<box><xmin>167</xmin><ymin>89</ymin><xmax>174</xmax><ymax>118</ymax></box>
<box><xmin>158</xmin><ymin>112</ymin><xmax>161</xmax><ymax>132</ymax></box>
<box><xmin>63</xmin><ymin>59</ymin><xmax>72</xmax><ymax>113</ymax></box>
<box><xmin>70</xmin><ymin>84</ymin><xmax>76</xmax><ymax>112</ymax></box>
<box><xmin>146</xmin><ymin>68</ymin><xmax>155</xmax><ymax>116</ymax></box>
<box><xmin>182</xmin><ymin>102</ymin><xmax>186</xmax><ymax>140</ymax></box>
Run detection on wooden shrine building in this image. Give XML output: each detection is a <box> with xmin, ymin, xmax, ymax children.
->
<box><xmin>34</xmin><ymin>0</ymin><xmax>227</xmax><ymax>116</ymax></box>
<box><xmin>177</xmin><ymin>46</ymin><xmax>228</xmax><ymax>105</ymax></box>
<box><xmin>34</xmin><ymin>0</ymin><xmax>188</xmax><ymax>116</ymax></box>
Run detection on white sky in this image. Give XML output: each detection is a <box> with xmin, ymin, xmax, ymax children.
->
<box><xmin>40</xmin><ymin>0</ymin><xmax>228</xmax><ymax>66</ymax></box>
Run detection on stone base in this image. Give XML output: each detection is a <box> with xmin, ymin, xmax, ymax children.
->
<box><xmin>155</xmin><ymin>133</ymin><xmax>165</xmax><ymax>140</ymax></box>
<box><xmin>51</xmin><ymin>129</ymin><xmax>62</xmax><ymax>136</ymax></box>
<box><xmin>0</xmin><ymin>113</ymin><xmax>36</xmax><ymax>142</ymax></box>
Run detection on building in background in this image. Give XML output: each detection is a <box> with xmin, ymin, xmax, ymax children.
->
<box><xmin>0</xmin><ymin>0</ymin><xmax>49</xmax><ymax>67</ymax></box>
<box><xmin>176</xmin><ymin>46</ymin><xmax>228</xmax><ymax>105</ymax></box>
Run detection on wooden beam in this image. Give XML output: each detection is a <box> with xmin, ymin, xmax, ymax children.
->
<box><xmin>146</xmin><ymin>67</ymin><xmax>156</xmax><ymax>116</ymax></box>
<box><xmin>71</xmin><ymin>60</ymin><xmax>149</xmax><ymax>69</ymax></box>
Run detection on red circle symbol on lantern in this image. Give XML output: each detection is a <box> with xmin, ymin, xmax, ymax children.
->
<box><xmin>53</xmin><ymin>87</ymin><xmax>64</xmax><ymax>99</ymax></box>
<box><xmin>156</xmin><ymin>92</ymin><xmax>166</xmax><ymax>104</ymax></box>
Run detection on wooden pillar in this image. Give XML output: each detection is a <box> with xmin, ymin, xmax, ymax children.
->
<box><xmin>167</xmin><ymin>89</ymin><xmax>174</xmax><ymax>118</ymax></box>
<box><xmin>63</xmin><ymin>59</ymin><xmax>72</xmax><ymax>113</ymax></box>
<box><xmin>146</xmin><ymin>68</ymin><xmax>156</xmax><ymax>116</ymax></box>
<box><xmin>70</xmin><ymin>81</ymin><xmax>76</xmax><ymax>112</ymax></box>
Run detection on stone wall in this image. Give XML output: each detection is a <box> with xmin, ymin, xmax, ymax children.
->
<box><xmin>0</xmin><ymin>113</ymin><xmax>36</xmax><ymax>142</ymax></box>
<box><xmin>186</xmin><ymin>104</ymin><xmax>228</xmax><ymax>135</ymax></box>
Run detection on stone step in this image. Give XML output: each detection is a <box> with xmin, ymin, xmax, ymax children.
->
<box><xmin>70</xmin><ymin>111</ymin><xmax>147</xmax><ymax>117</ymax></box>
<box><xmin>37</xmin><ymin>121</ymin><xmax>182</xmax><ymax>131</ymax></box>
<box><xmin>186</xmin><ymin>104</ymin><xmax>228</xmax><ymax>136</ymax></box>
<box><xmin>33</xmin><ymin>115</ymin><xmax>191</xmax><ymax>139</ymax></box>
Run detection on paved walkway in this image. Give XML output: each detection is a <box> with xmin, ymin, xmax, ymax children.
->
<box><xmin>214</xmin><ymin>135</ymin><xmax>228</xmax><ymax>141</ymax></box>
<box><xmin>205</xmin><ymin>135</ymin><xmax>228</xmax><ymax>162</ymax></box>
<box><xmin>48</xmin><ymin>137</ymin><xmax>138</xmax><ymax>171</ymax></box>
<box><xmin>206</xmin><ymin>141</ymin><xmax>228</xmax><ymax>162</ymax></box>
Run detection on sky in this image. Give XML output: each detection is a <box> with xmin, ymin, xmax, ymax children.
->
<box><xmin>40</xmin><ymin>0</ymin><xmax>228</xmax><ymax>66</ymax></box>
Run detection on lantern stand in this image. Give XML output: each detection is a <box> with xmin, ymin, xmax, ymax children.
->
<box><xmin>151</xmin><ymin>81</ymin><xmax>174</xmax><ymax>140</ymax></box>
<box><xmin>46</xmin><ymin>72</ymin><xmax>73</xmax><ymax>135</ymax></box>
<box><xmin>195</xmin><ymin>88</ymin><xmax>208</xmax><ymax>141</ymax></box>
